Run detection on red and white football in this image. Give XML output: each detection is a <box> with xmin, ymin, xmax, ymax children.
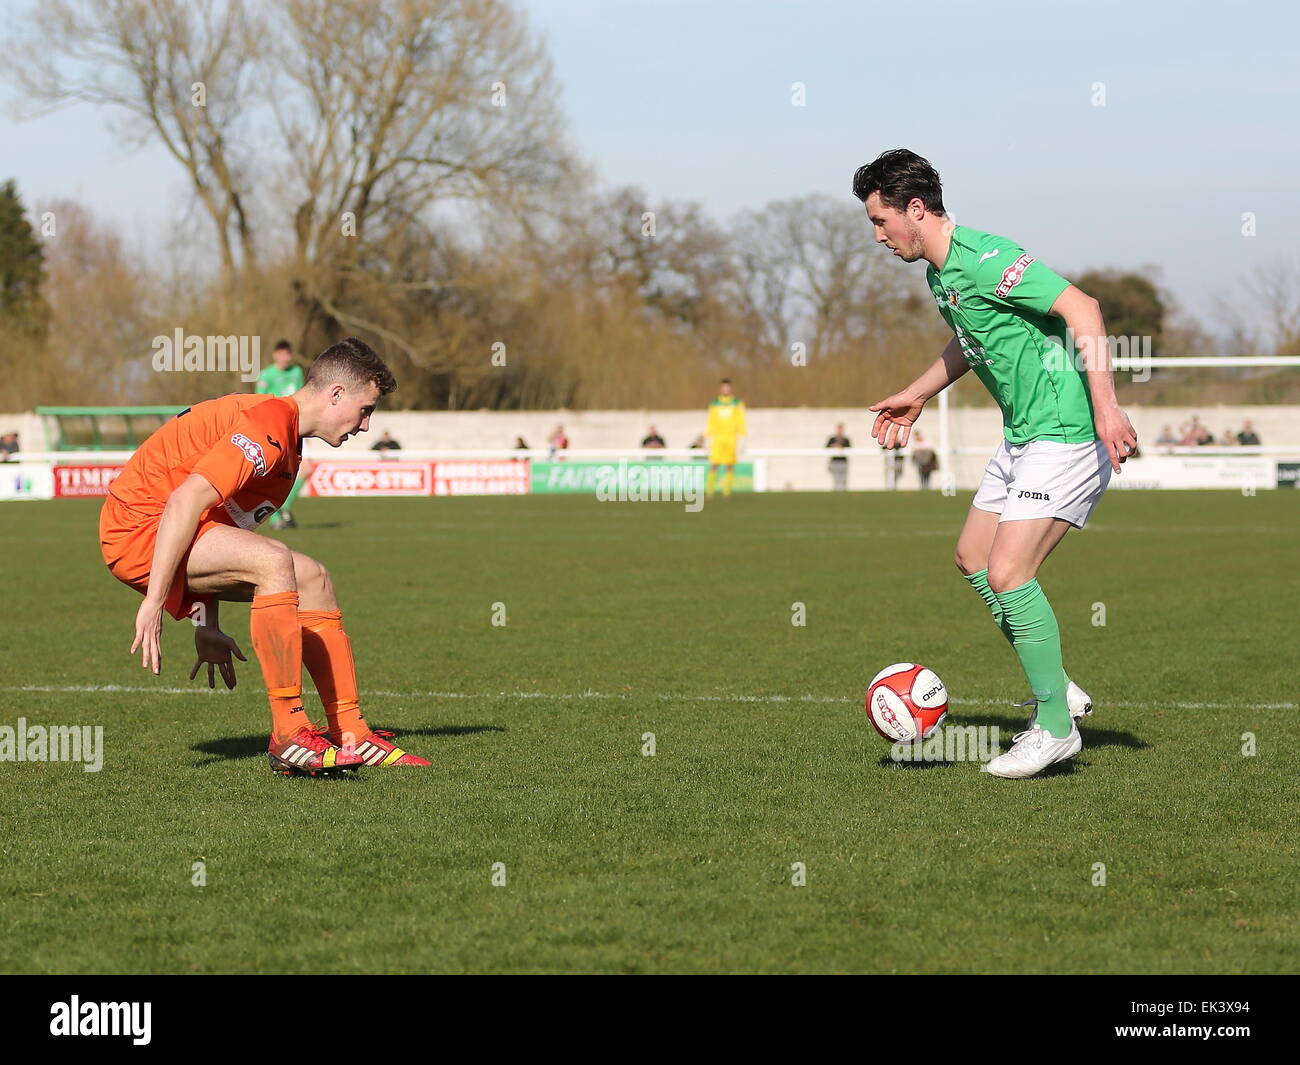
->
<box><xmin>865</xmin><ymin>663</ymin><xmax>949</xmax><ymax>744</ymax></box>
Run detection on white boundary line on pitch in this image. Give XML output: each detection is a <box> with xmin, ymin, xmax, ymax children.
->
<box><xmin>3</xmin><ymin>684</ymin><xmax>1295</xmax><ymax>712</ymax></box>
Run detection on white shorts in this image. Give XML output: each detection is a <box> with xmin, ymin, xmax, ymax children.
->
<box><xmin>972</xmin><ymin>439</ymin><xmax>1111</xmax><ymax>528</ymax></box>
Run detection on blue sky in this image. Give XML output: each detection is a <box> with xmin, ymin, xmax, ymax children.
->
<box><xmin>4</xmin><ymin>0</ymin><xmax>1298</xmax><ymax>338</ymax></box>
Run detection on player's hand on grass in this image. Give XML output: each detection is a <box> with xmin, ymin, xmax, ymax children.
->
<box><xmin>130</xmin><ymin>598</ymin><xmax>166</xmax><ymax>675</ymax></box>
<box><xmin>1095</xmin><ymin>403</ymin><xmax>1138</xmax><ymax>472</ymax></box>
<box><xmin>869</xmin><ymin>390</ymin><xmax>925</xmax><ymax>449</ymax></box>
<box><xmin>190</xmin><ymin>625</ymin><xmax>247</xmax><ymax>690</ymax></box>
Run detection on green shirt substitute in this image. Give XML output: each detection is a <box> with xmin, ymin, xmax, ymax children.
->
<box><xmin>926</xmin><ymin>226</ymin><xmax>1096</xmax><ymax>444</ymax></box>
<box><xmin>255</xmin><ymin>363</ymin><xmax>305</xmax><ymax>398</ymax></box>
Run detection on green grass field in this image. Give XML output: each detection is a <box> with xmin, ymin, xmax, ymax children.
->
<box><xmin>1</xmin><ymin>490</ymin><xmax>1296</xmax><ymax>974</ymax></box>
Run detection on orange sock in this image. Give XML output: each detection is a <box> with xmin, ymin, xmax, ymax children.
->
<box><xmin>250</xmin><ymin>591</ymin><xmax>305</xmax><ymax>743</ymax></box>
<box><xmin>299</xmin><ymin>609</ymin><xmax>369</xmax><ymax>748</ymax></box>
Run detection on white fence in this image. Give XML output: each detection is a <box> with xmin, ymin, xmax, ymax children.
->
<box><xmin>4</xmin><ymin>396</ymin><xmax>1299</xmax><ymax>495</ymax></box>
<box><xmin>4</xmin><ymin>444</ymin><xmax>1299</xmax><ymax>500</ymax></box>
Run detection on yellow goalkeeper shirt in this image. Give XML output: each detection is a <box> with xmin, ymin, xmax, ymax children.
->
<box><xmin>706</xmin><ymin>395</ymin><xmax>747</xmax><ymax>441</ymax></box>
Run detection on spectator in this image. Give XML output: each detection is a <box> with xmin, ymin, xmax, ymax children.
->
<box><xmin>548</xmin><ymin>424</ymin><xmax>569</xmax><ymax>460</ymax></box>
<box><xmin>514</xmin><ymin>436</ymin><xmax>530</xmax><ymax>450</ymax></box>
<box><xmin>641</xmin><ymin>425</ymin><xmax>666</xmax><ymax>460</ymax></box>
<box><xmin>825</xmin><ymin>422</ymin><xmax>851</xmax><ymax>491</ymax></box>
<box><xmin>688</xmin><ymin>433</ymin><xmax>706</xmax><ymax>459</ymax></box>
<box><xmin>1178</xmin><ymin>415</ymin><xmax>1204</xmax><ymax>446</ymax></box>
<box><xmin>0</xmin><ymin>431</ymin><xmax>18</xmax><ymax>461</ymax></box>
<box><xmin>1219</xmin><ymin>427</ymin><xmax>1237</xmax><ymax>448</ymax></box>
<box><xmin>1156</xmin><ymin>425</ymin><xmax>1178</xmax><ymax>445</ymax></box>
<box><xmin>911</xmin><ymin>431</ymin><xmax>939</xmax><ymax>489</ymax></box>
<box><xmin>371</xmin><ymin>430</ymin><xmax>402</xmax><ymax>456</ymax></box>
<box><xmin>1238</xmin><ymin>421</ymin><xmax>1261</xmax><ymax>446</ymax></box>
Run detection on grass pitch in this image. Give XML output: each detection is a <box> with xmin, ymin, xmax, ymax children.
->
<box><xmin>1</xmin><ymin>489</ymin><xmax>1296</xmax><ymax>974</ymax></box>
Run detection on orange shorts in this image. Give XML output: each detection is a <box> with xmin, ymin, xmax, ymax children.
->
<box><xmin>99</xmin><ymin>494</ymin><xmax>223</xmax><ymax>621</ymax></box>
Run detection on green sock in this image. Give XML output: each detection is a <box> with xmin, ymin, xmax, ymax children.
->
<box><xmin>964</xmin><ymin>569</ymin><xmax>1013</xmax><ymax>645</ymax></box>
<box><xmin>994</xmin><ymin>579</ymin><xmax>1072</xmax><ymax>738</ymax></box>
<box><xmin>283</xmin><ymin>474</ymin><xmax>305</xmax><ymax>510</ymax></box>
<box><xmin>965</xmin><ymin>568</ymin><xmax>1072</xmax><ymax>690</ymax></box>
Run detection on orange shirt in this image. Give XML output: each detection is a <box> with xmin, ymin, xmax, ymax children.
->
<box><xmin>109</xmin><ymin>393</ymin><xmax>301</xmax><ymax>530</ymax></box>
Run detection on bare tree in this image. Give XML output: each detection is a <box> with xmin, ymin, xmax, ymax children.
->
<box><xmin>557</xmin><ymin>186</ymin><xmax>734</xmax><ymax>328</ymax></box>
<box><xmin>266</xmin><ymin>0</ymin><xmax>575</xmax><ymax>348</ymax></box>
<box><xmin>729</xmin><ymin>195</ymin><xmax>918</xmax><ymax>362</ymax></box>
<box><xmin>1214</xmin><ymin>259</ymin><xmax>1300</xmax><ymax>356</ymax></box>
<box><xmin>12</xmin><ymin>0</ymin><xmax>263</xmax><ymax>302</ymax></box>
<box><xmin>5</xmin><ymin>3</ymin><xmax>963</xmax><ymax>410</ymax></box>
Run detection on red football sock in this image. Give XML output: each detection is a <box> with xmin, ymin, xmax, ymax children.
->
<box><xmin>250</xmin><ymin>591</ymin><xmax>305</xmax><ymax>743</ymax></box>
<box><xmin>299</xmin><ymin>609</ymin><xmax>369</xmax><ymax>747</ymax></box>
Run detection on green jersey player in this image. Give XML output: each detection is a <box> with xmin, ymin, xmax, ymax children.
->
<box><xmin>256</xmin><ymin>340</ymin><xmax>307</xmax><ymax>527</ymax></box>
<box><xmin>256</xmin><ymin>340</ymin><xmax>306</xmax><ymax>397</ymax></box>
<box><xmin>853</xmin><ymin>148</ymin><xmax>1138</xmax><ymax>779</ymax></box>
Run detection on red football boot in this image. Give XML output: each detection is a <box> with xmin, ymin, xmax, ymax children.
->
<box><xmin>344</xmin><ymin>729</ymin><xmax>431</xmax><ymax>768</ymax></box>
<box><xmin>268</xmin><ymin>726</ymin><xmax>365</xmax><ymax>776</ymax></box>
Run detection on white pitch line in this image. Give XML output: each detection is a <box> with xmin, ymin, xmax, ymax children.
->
<box><xmin>2</xmin><ymin>685</ymin><xmax>1294</xmax><ymax>712</ymax></box>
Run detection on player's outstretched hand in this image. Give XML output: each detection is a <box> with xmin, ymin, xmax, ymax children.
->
<box><xmin>869</xmin><ymin>391</ymin><xmax>925</xmax><ymax>450</ymax></box>
<box><xmin>130</xmin><ymin>598</ymin><xmax>165</xmax><ymax>675</ymax></box>
<box><xmin>1095</xmin><ymin>403</ymin><xmax>1138</xmax><ymax>473</ymax></box>
<box><xmin>190</xmin><ymin>625</ymin><xmax>247</xmax><ymax>690</ymax></box>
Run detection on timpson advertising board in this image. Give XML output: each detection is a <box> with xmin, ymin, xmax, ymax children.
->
<box><xmin>53</xmin><ymin>465</ymin><xmax>126</xmax><ymax>497</ymax></box>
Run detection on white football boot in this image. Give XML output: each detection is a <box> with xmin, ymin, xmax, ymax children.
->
<box><xmin>1018</xmin><ymin>680</ymin><xmax>1093</xmax><ymax>730</ymax></box>
<box><xmin>982</xmin><ymin>721</ymin><xmax>1083</xmax><ymax>779</ymax></box>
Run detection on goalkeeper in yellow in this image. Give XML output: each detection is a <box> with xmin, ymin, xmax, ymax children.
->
<box><xmin>705</xmin><ymin>378</ymin><xmax>747</xmax><ymax>498</ymax></box>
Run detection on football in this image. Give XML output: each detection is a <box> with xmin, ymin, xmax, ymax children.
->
<box><xmin>865</xmin><ymin>663</ymin><xmax>949</xmax><ymax>743</ymax></box>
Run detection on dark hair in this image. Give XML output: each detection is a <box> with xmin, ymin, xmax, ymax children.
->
<box><xmin>852</xmin><ymin>149</ymin><xmax>945</xmax><ymax>214</ymax></box>
<box><xmin>720</xmin><ymin>377</ymin><xmax>731</xmax><ymax>384</ymax></box>
<box><xmin>274</xmin><ymin>339</ymin><xmax>292</xmax><ymax>352</ymax></box>
<box><xmin>306</xmin><ymin>337</ymin><xmax>397</xmax><ymax>397</ymax></box>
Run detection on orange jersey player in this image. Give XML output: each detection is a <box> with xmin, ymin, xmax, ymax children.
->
<box><xmin>99</xmin><ymin>337</ymin><xmax>429</xmax><ymax>775</ymax></box>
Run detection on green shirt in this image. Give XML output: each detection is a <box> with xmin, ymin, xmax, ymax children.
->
<box><xmin>926</xmin><ymin>226</ymin><xmax>1095</xmax><ymax>444</ymax></box>
<box><xmin>256</xmin><ymin>363</ymin><xmax>305</xmax><ymax>398</ymax></box>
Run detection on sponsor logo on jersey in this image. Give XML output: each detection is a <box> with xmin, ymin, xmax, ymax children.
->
<box><xmin>955</xmin><ymin>325</ymin><xmax>993</xmax><ymax>366</ymax></box>
<box><xmin>945</xmin><ymin>286</ymin><xmax>961</xmax><ymax>308</ymax></box>
<box><xmin>1017</xmin><ymin>489</ymin><xmax>1051</xmax><ymax>501</ymax></box>
<box><xmin>995</xmin><ymin>254</ymin><xmax>1035</xmax><ymax>297</ymax></box>
<box><xmin>230</xmin><ymin>433</ymin><xmax>267</xmax><ymax>476</ymax></box>
<box><xmin>222</xmin><ymin>497</ymin><xmax>277</xmax><ymax>529</ymax></box>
